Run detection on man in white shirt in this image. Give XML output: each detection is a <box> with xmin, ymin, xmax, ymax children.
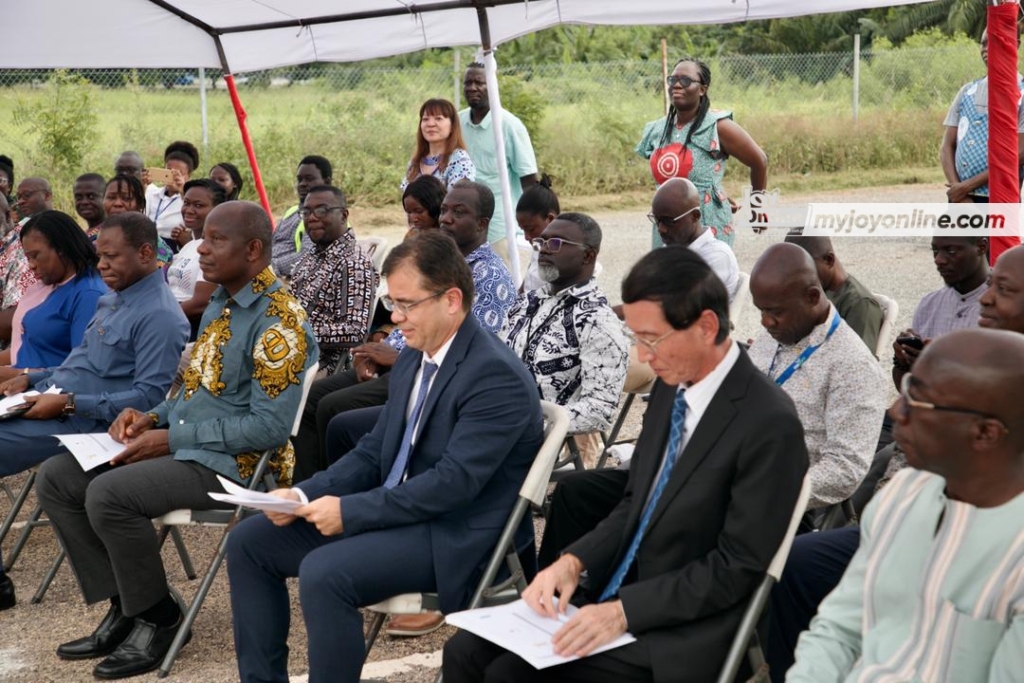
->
<box><xmin>649</xmin><ymin>177</ymin><xmax>739</xmax><ymax>302</ymax></box>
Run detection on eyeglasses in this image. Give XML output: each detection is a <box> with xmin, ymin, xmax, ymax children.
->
<box><xmin>647</xmin><ymin>205</ymin><xmax>699</xmax><ymax>228</ymax></box>
<box><xmin>382</xmin><ymin>290</ymin><xmax>446</xmax><ymax>316</ymax></box>
<box><xmin>625</xmin><ymin>327</ymin><xmax>683</xmax><ymax>355</ymax></box>
<box><xmin>899</xmin><ymin>373</ymin><xmax>1009</xmax><ymax>432</ymax></box>
<box><xmin>666</xmin><ymin>75</ymin><xmax>703</xmax><ymax>89</ymax></box>
<box><xmin>531</xmin><ymin>237</ymin><xmax>587</xmax><ymax>253</ymax></box>
<box><xmin>299</xmin><ymin>205</ymin><xmax>345</xmax><ymax>220</ymax></box>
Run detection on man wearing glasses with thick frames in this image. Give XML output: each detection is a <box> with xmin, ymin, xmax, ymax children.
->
<box><xmin>788</xmin><ymin>328</ymin><xmax>1024</xmax><ymax>681</ymax></box>
<box><xmin>289</xmin><ymin>185</ymin><xmax>378</xmax><ymax>377</ymax></box>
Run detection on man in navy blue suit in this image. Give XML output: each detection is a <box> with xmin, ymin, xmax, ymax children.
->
<box><xmin>225</xmin><ymin>230</ymin><xmax>544</xmax><ymax>683</ymax></box>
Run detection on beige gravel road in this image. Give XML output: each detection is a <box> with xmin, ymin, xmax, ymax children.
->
<box><xmin>1</xmin><ymin>182</ymin><xmax>955</xmax><ymax>682</ymax></box>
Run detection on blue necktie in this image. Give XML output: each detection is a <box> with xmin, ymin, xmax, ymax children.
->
<box><xmin>384</xmin><ymin>361</ymin><xmax>438</xmax><ymax>489</ymax></box>
<box><xmin>599</xmin><ymin>389</ymin><xmax>688</xmax><ymax>601</ymax></box>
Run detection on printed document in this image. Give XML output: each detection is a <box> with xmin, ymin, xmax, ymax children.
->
<box><xmin>56</xmin><ymin>433</ymin><xmax>125</xmax><ymax>471</ymax></box>
<box><xmin>208</xmin><ymin>474</ymin><xmax>303</xmax><ymax>514</ymax></box>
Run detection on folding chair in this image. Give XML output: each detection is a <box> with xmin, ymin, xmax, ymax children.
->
<box><xmin>153</xmin><ymin>360</ymin><xmax>319</xmax><ymax>678</ymax></box>
<box><xmin>730</xmin><ymin>271</ymin><xmax>751</xmax><ymax>324</ymax></box>
<box><xmin>871</xmin><ymin>292</ymin><xmax>899</xmax><ymax>359</ymax></box>
<box><xmin>594</xmin><ymin>348</ymin><xmax>656</xmax><ymax>470</ymax></box>
<box><xmin>362</xmin><ymin>401</ymin><xmax>570</xmax><ymax>677</ymax></box>
<box><xmin>356</xmin><ymin>236</ymin><xmax>389</xmax><ymax>271</ymax></box>
<box><xmin>716</xmin><ymin>473</ymin><xmax>811</xmax><ymax>683</ymax></box>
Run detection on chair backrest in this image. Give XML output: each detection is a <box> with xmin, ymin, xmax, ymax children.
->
<box><xmin>357</xmin><ymin>236</ymin><xmax>388</xmax><ymax>271</ymax></box>
<box><xmin>766</xmin><ymin>473</ymin><xmax>812</xmax><ymax>581</ymax></box>
<box><xmin>872</xmin><ymin>292</ymin><xmax>899</xmax><ymax>359</ymax></box>
<box><xmin>521</xmin><ymin>402</ymin><xmax>571</xmax><ymax>507</ymax></box>
<box><xmin>730</xmin><ymin>271</ymin><xmax>750</xmax><ymax>324</ymax></box>
<box><xmin>290</xmin><ymin>361</ymin><xmax>320</xmax><ymax>437</ymax></box>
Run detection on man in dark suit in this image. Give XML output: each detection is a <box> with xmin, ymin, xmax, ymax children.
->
<box><xmin>443</xmin><ymin>247</ymin><xmax>809</xmax><ymax>682</ymax></box>
<box><xmin>225</xmin><ymin>231</ymin><xmax>544</xmax><ymax>683</ymax></box>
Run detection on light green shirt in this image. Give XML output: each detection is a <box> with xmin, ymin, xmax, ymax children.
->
<box><xmin>788</xmin><ymin>469</ymin><xmax>1024</xmax><ymax>682</ymax></box>
<box><xmin>459</xmin><ymin>107</ymin><xmax>538</xmax><ymax>243</ymax></box>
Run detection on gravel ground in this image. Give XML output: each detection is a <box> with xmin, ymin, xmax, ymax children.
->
<box><xmin>0</xmin><ymin>182</ymin><xmax>949</xmax><ymax>682</ymax></box>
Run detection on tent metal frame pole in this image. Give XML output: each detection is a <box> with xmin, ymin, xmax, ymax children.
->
<box><xmin>475</xmin><ymin>3</ymin><xmax>523</xmax><ymax>284</ymax></box>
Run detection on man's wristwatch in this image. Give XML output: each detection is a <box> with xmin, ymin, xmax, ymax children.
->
<box><xmin>62</xmin><ymin>392</ymin><xmax>76</xmax><ymax>416</ymax></box>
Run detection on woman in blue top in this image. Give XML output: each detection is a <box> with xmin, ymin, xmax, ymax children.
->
<box><xmin>0</xmin><ymin>211</ymin><xmax>106</xmax><ymax>380</ymax></box>
<box><xmin>401</xmin><ymin>98</ymin><xmax>476</xmax><ymax>191</ymax></box>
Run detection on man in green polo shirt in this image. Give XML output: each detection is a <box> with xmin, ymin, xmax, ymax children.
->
<box><xmin>459</xmin><ymin>62</ymin><xmax>538</xmax><ymax>244</ymax></box>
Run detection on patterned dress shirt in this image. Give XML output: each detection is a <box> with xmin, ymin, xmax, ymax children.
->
<box><xmin>290</xmin><ymin>229</ymin><xmax>379</xmax><ymax>375</ymax></box>
<box><xmin>502</xmin><ymin>278</ymin><xmax>628</xmax><ymax>434</ymax></box>
<box><xmin>382</xmin><ymin>242</ymin><xmax>516</xmax><ymax>353</ymax></box>
<box><xmin>149</xmin><ymin>267</ymin><xmax>319</xmax><ymax>487</ymax></box>
<box><xmin>27</xmin><ymin>268</ymin><xmax>188</xmax><ymax>422</ymax></box>
<box><xmin>748</xmin><ymin>303</ymin><xmax>889</xmax><ymax>509</ymax></box>
<box><xmin>0</xmin><ymin>222</ymin><xmax>37</xmax><ymax>309</ymax></box>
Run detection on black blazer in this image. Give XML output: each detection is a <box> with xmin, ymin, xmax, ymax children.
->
<box><xmin>568</xmin><ymin>348</ymin><xmax>808</xmax><ymax>683</ymax></box>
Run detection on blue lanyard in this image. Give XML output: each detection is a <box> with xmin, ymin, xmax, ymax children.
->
<box><xmin>769</xmin><ymin>311</ymin><xmax>841</xmax><ymax>386</ymax></box>
<box><xmin>153</xmin><ymin>194</ymin><xmax>179</xmax><ymax>222</ymax></box>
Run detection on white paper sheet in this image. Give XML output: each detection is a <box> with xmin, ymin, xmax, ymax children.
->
<box><xmin>56</xmin><ymin>432</ymin><xmax>125</xmax><ymax>471</ymax></box>
<box><xmin>0</xmin><ymin>385</ymin><xmax>61</xmax><ymax>417</ymax></box>
<box><xmin>445</xmin><ymin>598</ymin><xmax>636</xmax><ymax>669</ymax></box>
<box><xmin>207</xmin><ymin>474</ymin><xmax>303</xmax><ymax>514</ymax></box>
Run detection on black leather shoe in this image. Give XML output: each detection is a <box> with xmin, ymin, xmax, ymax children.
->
<box><xmin>92</xmin><ymin>615</ymin><xmax>190</xmax><ymax>680</ymax></box>
<box><xmin>57</xmin><ymin>603</ymin><xmax>134</xmax><ymax>660</ymax></box>
<box><xmin>0</xmin><ymin>573</ymin><xmax>14</xmax><ymax>611</ymax></box>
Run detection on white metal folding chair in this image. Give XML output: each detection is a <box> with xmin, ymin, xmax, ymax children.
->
<box><xmin>153</xmin><ymin>360</ymin><xmax>320</xmax><ymax>678</ymax></box>
<box><xmin>362</xmin><ymin>402</ymin><xmax>570</xmax><ymax>676</ymax></box>
<box><xmin>716</xmin><ymin>473</ymin><xmax>812</xmax><ymax>683</ymax></box>
<box><xmin>593</xmin><ymin>347</ymin><xmax>656</xmax><ymax>470</ymax></box>
<box><xmin>872</xmin><ymin>292</ymin><xmax>899</xmax><ymax>359</ymax></box>
<box><xmin>356</xmin><ymin>236</ymin><xmax>389</xmax><ymax>271</ymax></box>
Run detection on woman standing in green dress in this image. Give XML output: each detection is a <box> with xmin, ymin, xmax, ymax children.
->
<box><xmin>637</xmin><ymin>58</ymin><xmax>768</xmax><ymax>247</ymax></box>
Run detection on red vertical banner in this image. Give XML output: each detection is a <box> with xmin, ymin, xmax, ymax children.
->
<box><xmin>988</xmin><ymin>3</ymin><xmax>1021</xmax><ymax>263</ymax></box>
<box><xmin>224</xmin><ymin>74</ymin><xmax>276</xmax><ymax>228</ymax></box>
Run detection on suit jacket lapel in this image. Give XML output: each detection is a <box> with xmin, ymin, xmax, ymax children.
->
<box><xmin>410</xmin><ymin>317</ymin><xmax>477</xmax><ymax>448</ymax></box>
<box><xmin>645</xmin><ymin>352</ymin><xmax>752</xmax><ymax>531</ymax></box>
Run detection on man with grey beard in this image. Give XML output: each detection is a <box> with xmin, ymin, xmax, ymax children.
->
<box><xmin>501</xmin><ymin>212</ymin><xmax>629</xmax><ymax>444</ymax></box>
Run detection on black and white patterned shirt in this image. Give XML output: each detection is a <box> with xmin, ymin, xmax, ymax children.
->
<box><xmin>502</xmin><ymin>278</ymin><xmax>629</xmax><ymax>434</ymax></box>
<box><xmin>291</xmin><ymin>229</ymin><xmax>379</xmax><ymax>375</ymax></box>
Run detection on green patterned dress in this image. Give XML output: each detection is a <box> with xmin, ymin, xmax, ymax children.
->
<box><xmin>636</xmin><ymin>109</ymin><xmax>735</xmax><ymax>247</ymax></box>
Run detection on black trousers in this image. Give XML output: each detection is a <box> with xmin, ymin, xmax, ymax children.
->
<box><xmin>292</xmin><ymin>369</ymin><xmax>390</xmax><ymax>483</ymax></box>
<box><xmin>766</xmin><ymin>527</ymin><xmax>861</xmax><ymax>682</ymax></box>
<box><xmin>537</xmin><ymin>468</ymin><xmax>628</xmax><ymax>569</ymax></box>
<box><xmin>443</xmin><ymin>630</ymin><xmax>653</xmax><ymax>683</ymax></box>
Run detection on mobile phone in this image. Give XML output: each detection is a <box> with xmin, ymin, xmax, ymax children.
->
<box><xmin>147</xmin><ymin>167</ymin><xmax>175</xmax><ymax>185</ymax></box>
<box><xmin>896</xmin><ymin>336</ymin><xmax>924</xmax><ymax>350</ymax></box>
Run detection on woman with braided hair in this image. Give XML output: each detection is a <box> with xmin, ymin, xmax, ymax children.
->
<box><xmin>637</xmin><ymin>57</ymin><xmax>767</xmax><ymax>247</ymax></box>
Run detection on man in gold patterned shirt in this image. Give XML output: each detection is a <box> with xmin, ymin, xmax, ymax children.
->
<box><xmin>35</xmin><ymin>201</ymin><xmax>318</xmax><ymax>681</ymax></box>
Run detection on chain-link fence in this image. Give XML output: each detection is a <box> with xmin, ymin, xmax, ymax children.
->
<box><xmin>0</xmin><ymin>43</ymin><xmax>997</xmax><ymax>208</ymax></box>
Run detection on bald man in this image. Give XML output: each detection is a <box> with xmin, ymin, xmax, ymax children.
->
<box><xmin>784</xmin><ymin>233</ymin><xmax>883</xmax><ymax>353</ymax></box>
<box><xmin>788</xmin><ymin>328</ymin><xmax>1024</xmax><ymax>681</ymax></box>
<box><xmin>649</xmin><ymin>178</ymin><xmax>739</xmax><ymax>301</ymax></box>
<box><xmin>748</xmin><ymin>243</ymin><xmax>888</xmax><ymax>510</ymax></box>
<box><xmin>35</xmin><ymin>202</ymin><xmax>318</xmax><ymax>680</ymax></box>
<box><xmin>767</xmin><ymin>244</ymin><xmax>1024</xmax><ymax>681</ymax></box>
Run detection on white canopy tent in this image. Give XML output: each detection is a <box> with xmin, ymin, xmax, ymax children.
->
<box><xmin>6</xmin><ymin>0</ymin><xmax>931</xmax><ymax>280</ymax></box>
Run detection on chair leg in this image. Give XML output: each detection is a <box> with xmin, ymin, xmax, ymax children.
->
<box><xmin>32</xmin><ymin>547</ymin><xmax>65</xmax><ymax>604</ymax></box>
<box><xmin>0</xmin><ymin>472</ymin><xmax>35</xmax><ymax>548</ymax></box>
<box><xmin>5</xmin><ymin>504</ymin><xmax>45</xmax><ymax>572</ymax></box>
<box><xmin>596</xmin><ymin>393</ymin><xmax>636</xmax><ymax>470</ymax></box>
<box><xmin>168</xmin><ymin>527</ymin><xmax>197</xmax><ymax>580</ymax></box>
<box><xmin>364</xmin><ymin>611</ymin><xmax>387</xmax><ymax>654</ymax></box>
<box><xmin>158</xmin><ymin>526</ymin><xmax>232</xmax><ymax>678</ymax></box>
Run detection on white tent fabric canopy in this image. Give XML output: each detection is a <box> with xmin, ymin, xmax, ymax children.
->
<box><xmin>6</xmin><ymin>0</ymin><xmax>932</xmax><ymax>280</ymax></box>
<box><xmin>8</xmin><ymin>0</ymin><xmax>930</xmax><ymax>72</ymax></box>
